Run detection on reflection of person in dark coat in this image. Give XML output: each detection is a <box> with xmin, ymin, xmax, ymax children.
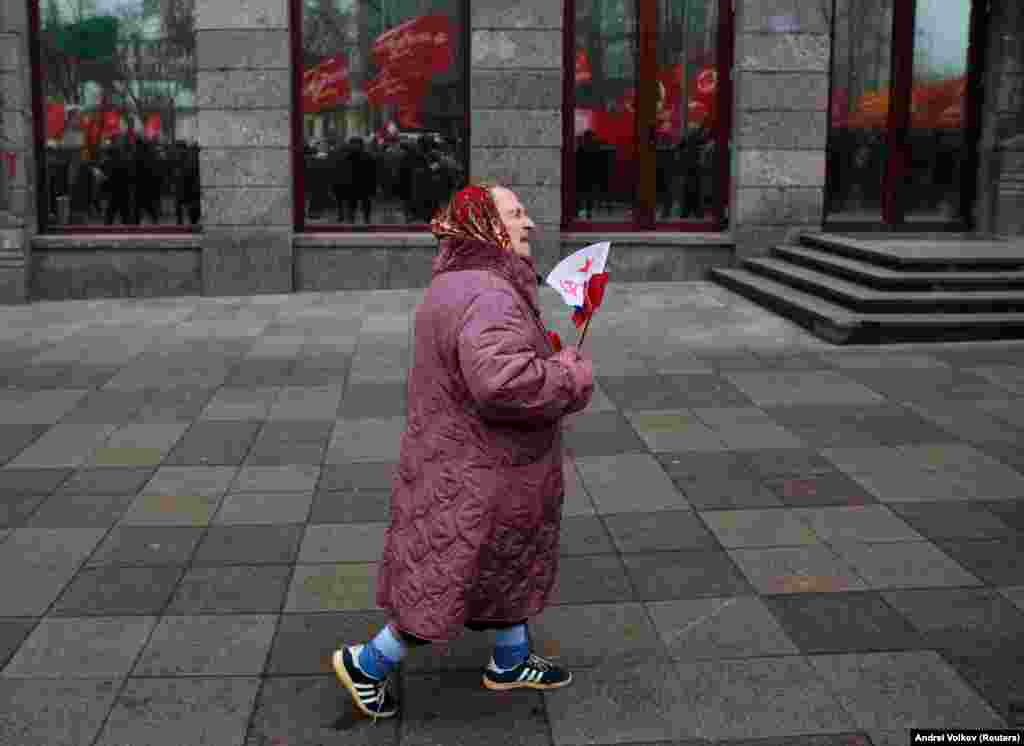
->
<box><xmin>104</xmin><ymin>143</ymin><xmax>136</xmax><ymax>225</ymax></box>
<box><xmin>175</xmin><ymin>144</ymin><xmax>201</xmax><ymax>226</ymax></box>
<box><xmin>678</xmin><ymin>127</ymin><xmax>708</xmax><ymax>219</ymax></box>
<box><xmin>575</xmin><ymin>130</ymin><xmax>603</xmax><ymax>219</ymax></box>
<box><xmin>334</xmin><ymin>137</ymin><xmax>377</xmax><ymax>224</ymax></box>
<box><xmin>134</xmin><ymin>140</ymin><xmax>163</xmax><ymax>225</ymax></box>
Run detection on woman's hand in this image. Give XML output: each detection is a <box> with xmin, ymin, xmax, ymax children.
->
<box><xmin>553</xmin><ymin>346</ymin><xmax>594</xmax><ymax>414</ymax></box>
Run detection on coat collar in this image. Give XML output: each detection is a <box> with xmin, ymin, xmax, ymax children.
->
<box><xmin>433</xmin><ymin>238</ymin><xmax>541</xmax><ymax>317</ymax></box>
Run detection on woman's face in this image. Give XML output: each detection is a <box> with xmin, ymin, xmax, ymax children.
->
<box><xmin>490</xmin><ymin>186</ymin><xmax>536</xmax><ymax>258</ymax></box>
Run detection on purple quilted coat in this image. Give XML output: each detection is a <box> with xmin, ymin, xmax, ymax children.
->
<box><xmin>376</xmin><ymin>238</ymin><xmax>592</xmax><ymax>643</ymax></box>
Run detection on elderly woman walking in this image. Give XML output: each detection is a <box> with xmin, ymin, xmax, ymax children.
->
<box><xmin>332</xmin><ymin>184</ymin><xmax>595</xmax><ymax>720</ymax></box>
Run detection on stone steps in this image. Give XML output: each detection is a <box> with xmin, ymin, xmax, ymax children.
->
<box><xmin>711</xmin><ymin>233</ymin><xmax>1024</xmax><ymax>344</ymax></box>
<box><xmin>773</xmin><ymin>244</ymin><xmax>1024</xmax><ymax>290</ymax></box>
<box><xmin>745</xmin><ymin>256</ymin><xmax>1024</xmax><ymax>312</ymax></box>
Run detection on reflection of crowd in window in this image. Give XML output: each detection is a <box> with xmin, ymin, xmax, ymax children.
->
<box><xmin>304</xmin><ymin>133</ymin><xmax>465</xmax><ymax>225</ymax></box>
<box><xmin>574</xmin><ymin>126</ymin><xmax>716</xmax><ymax>221</ymax></box>
<box><xmin>47</xmin><ymin>132</ymin><xmax>201</xmax><ymax>228</ymax></box>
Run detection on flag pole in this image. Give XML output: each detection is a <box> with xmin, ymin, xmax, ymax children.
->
<box><xmin>577</xmin><ymin>314</ymin><xmax>593</xmax><ymax>350</ymax></box>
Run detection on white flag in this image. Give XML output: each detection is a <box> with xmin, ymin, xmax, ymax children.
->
<box><xmin>545</xmin><ymin>241</ymin><xmax>611</xmax><ymax>308</ymax></box>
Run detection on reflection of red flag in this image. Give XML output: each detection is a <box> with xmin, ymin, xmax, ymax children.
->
<box><xmin>372</xmin><ymin>14</ymin><xmax>453</xmax><ymax>76</ymax></box>
<box><xmin>143</xmin><ymin>113</ymin><xmax>161</xmax><ymax>140</ymax></box>
<box><xmin>303</xmin><ymin>54</ymin><xmax>351</xmax><ymax>113</ymax></box>
<box><xmin>47</xmin><ymin>102</ymin><xmax>66</xmax><ymax>140</ymax></box>
<box><xmin>576</xmin><ymin>49</ymin><xmax>592</xmax><ymax>84</ymax></box>
<box><xmin>571</xmin><ymin>273</ymin><xmax>610</xmax><ymax>329</ymax></box>
<box><xmin>101</xmin><ymin>110</ymin><xmax>122</xmax><ymax>139</ymax></box>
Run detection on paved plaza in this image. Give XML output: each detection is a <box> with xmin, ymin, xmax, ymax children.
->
<box><xmin>0</xmin><ymin>281</ymin><xmax>1022</xmax><ymax>746</ymax></box>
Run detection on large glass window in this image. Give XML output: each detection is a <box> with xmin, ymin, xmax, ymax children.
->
<box><xmin>33</xmin><ymin>0</ymin><xmax>200</xmax><ymax>231</ymax></box>
<box><xmin>295</xmin><ymin>0</ymin><xmax>469</xmax><ymax>231</ymax></box>
<box><xmin>566</xmin><ymin>0</ymin><xmax>733</xmax><ymax>231</ymax></box>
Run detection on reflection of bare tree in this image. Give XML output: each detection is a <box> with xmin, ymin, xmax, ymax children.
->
<box><xmin>41</xmin><ymin>0</ymin><xmax>196</xmax><ymax>139</ymax></box>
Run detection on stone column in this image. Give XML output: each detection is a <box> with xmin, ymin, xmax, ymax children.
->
<box><xmin>977</xmin><ymin>0</ymin><xmax>1024</xmax><ymax>235</ymax></box>
<box><xmin>195</xmin><ymin>0</ymin><xmax>293</xmax><ymax>295</ymax></box>
<box><xmin>0</xmin><ymin>0</ymin><xmax>32</xmax><ymax>303</ymax></box>
<box><xmin>731</xmin><ymin>2</ymin><xmax>830</xmax><ymax>259</ymax></box>
<box><xmin>470</xmin><ymin>0</ymin><xmax>563</xmax><ymax>273</ymax></box>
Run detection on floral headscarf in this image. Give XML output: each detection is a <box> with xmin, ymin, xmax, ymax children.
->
<box><xmin>431</xmin><ymin>184</ymin><xmax>514</xmax><ymax>254</ymax></box>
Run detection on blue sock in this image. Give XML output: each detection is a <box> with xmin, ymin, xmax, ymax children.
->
<box><xmin>357</xmin><ymin>625</ymin><xmax>407</xmax><ymax>680</ymax></box>
<box><xmin>493</xmin><ymin>624</ymin><xmax>529</xmax><ymax>670</ymax></box>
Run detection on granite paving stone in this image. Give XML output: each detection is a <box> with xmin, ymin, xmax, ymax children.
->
<box><xmin>327</xmin><ymin>416</ymin><xmax>406</xmax><ymax>462</ymax></box>
<box><xmin>603</xmin><ymin>510</ymin><xmax>719</xmax><ymax>553</ymax></box>
<box><xmin>58</xmin><ymin>388</ymin><xmax>149</xmax><ymax>424</ymax></box>
<box><xmin>166</xmin><ymin>565</ymin><xmax>293</xmax><ymax>614</ymax></box>
<box><xmin>120</xmin><ymin>492</ymin><xmax>224</xmax><ymax>526</ymax></box>
<box><xmin>339</xmin><ymin>381</ymin><xmax>409</xmax><ymax>419</ymax></box>
<box><xmin>0</xmin><ymin>492</ymin><xmax>48</xmax><ymax>528</ymax></box>
<box><xmin>268</xmin><ymin>384</ymin><xmax>344</xmax><ymax>421</ymax></box>
<box><xmin>669</xmin><ymin>656</ymin><xmax>859</xmax><ymax>739</ymax></box>
<box><xmin>974</xmin><ymin>441</ymin><xmax>1024</xmax><ymax>475</ymax></box>
<box><xmin>0</xmin><ymin>678</ymin><xmax>121</xmax><ymax>746</ymax></box>
<box><xmin>558</xmin><ymin>515</ymin><xmax>617</xmax><ymax>556</ymax></box>
<box><xmin>244</xmin><ymin>675</ymin><xmax>400</xmax><ymax>746</ymax></box>
<box><xmin>806</xmin><ymin>650</ymin><xmax>1005</xmax><ymax>730</ymax></box>
<box><xmin>977</xmin><ymin>399</ymin><xmax>1024</xmax><ymax>430</ymax></box>
<box><xmin>791</xmin><ymin>505</ymin><xmax>925</xmax><ymax>544</ymax></box>
<box><xmin>193</xmin><ymin>524</ymin><xmax>304</xmax><ymax>565</ymax></box>
<box><xmin>243</xmin><ymin>420</ymin><xmax>332</xmax><ymax>466</ymax></box>
<box><xmin>53</xmin><ymin>466</ymin><xmax>156</xmax><ymax>496</ymax></box>
<box><xmin>400</xmin><ymin>671</ymin><xmax>552</xmax><ymax>746</ymax></box>
<box><xmin>661</xmin><ymin>374</ymin><xmax>760</xmax><ymax>407</ymax></box>
<box><xmin>701</xmin><ymin>509</ymin><xmax>822</xmax><ymax>548</ymax></box>
<box><xmin>762</xmin><ymin>404</ymin><xmax>953</xmax><ymax>447</ymax></box>
<box><xmin>561</xmin><ymin>410</ymin><xmax>648</xmax><ymax>456</ymax></box>
<box><xmin>546</xmin><ymin>554</ymin><xmax>636</xmax><ymax>606</ymax></box>
<box><xmin>646</xmin><ymin>596</ymin><xmax>800</xmax><ymax>660</ymax></box>
<box><xmin>522</xmin><ymin>602</ymin><xmax>662</xmax><ymax>669</ymax></box>
<box><xmin>93</xmin><ymin>677</ymin><xmax>261</xmax><ymax>746</ymax></box>
<box><xmin>223</xmin><ymin>358</ymin><xmax>295</xmax><ymax>386</ymax></box>
<box><xmin>132</xmin><ymin>614</ymin><xmax>278</xmax><ymax>676</ymax></box>
<box><xmin>6</xmin><ymin>423</ymin><xmax>119</xmax><ymax>468</ymax></box>
<box><xmin>309</xmin><ymin>488</ymin><xmax>392</xmax><ymax>523</ymax></box>
<box><xmin>837</xmin><ymin>367</ymin><xmax>1015</xmax><ymax>403</ymax></box>
<box><xmin>596</xmin><ymin>375</ymin><xmax>704</xmax><ymax>411</ymax></box>
<box><xmin>52</xmin><ymin>565</ymin><xmax>186</xmax><ymax>616</ymax></box>
<box><xmin>938</xmin><ymin>650</ymin><xmax>1024</xmax><ymax>727</ymax></box>
<box><xmin>727</xmin><ymin>545</ymin><xmax>868</xmax><ymax>594</ymax></box>
<box><xmin>691</xmin><ymin>406</ymin><xmax>807</xmax><ymax>450</ymax></box>
<box><xmin>621</xmin><ymin>550</ymin><xmax>755</xmax><ymax>601</ymax></box>
<box><xmin>903</xmin><ymin>400</ymin><xmax>1024</xmax><ymax>444</ymax></box>
<box><xmin>561</xmin><ymin>457</ymin><xmax>597</xmax><ymax>516</ymax></box>
<box><xmin>285</xmin><ymin>563</ymin><xmax>380</xmax><ymax>612</ymax></box>
<box><xmin>299</xmin><ymin>522</ymin><xmax>387</xmax><ymax>563</ymax></box>
<box><xmin>0</xmin><ymin>466</ymin><xmax>74</xmax><ymax>495</ymax></box>
<box><xmin>761</xmin><ymin>472</ymin><xmax>880</xmax><ymax>507</ymax></box>
<box><xmin>830</xmin><ymin>541</ymin><xmax>984</xmax><ymax>589</ymax></box>
<box><xmin>0</xmin><ymin>388</ymin><xmax>90</xmax><ymax>424</ymax></box>
<box><xmin>933</xmin><ymin>536</ymin><xmax>1024</xmax><ymax>586</ymax></box>
<box><xmin>724</xmin><ymin>371</ymin><xmax>885</xmax><ymax>406</ymax></box>
<box><xmin>888</xmin><ymin>502</ymin><xmax>1019</xmax><ymax>541</ymax></box>
<box><xmin>213</xmin><ymin>490</ymin><xmax>315</xmax><ymax>525</ymax></box>
<box><xmin>656</xmin><ymin>452</ymin><xmax>782</xmax><ymax>509</ymax></box>
<box><xmin>230</xmin><ymin>464</ymin><xmax>320</xmax><ymax>495</ymax></box>
<box><xmin>623</xmin><ymin>409</ymin><xmax>728</xmax><ymax>452</ymax></box>
<box><xmin>0</xmin><ymin>424</ymin><xmax>49</xmax><ymax>465</ymax></box>
<box><xmin>199</xmin><ymin>386</ymin><xmax>280</xmax><ymax>420</ymax></box>
<box><xmin>0</xmin><ymin>619</ymin><xmax>36</xmax><ymax>669</ymax></box>
<box><xmin>2</xmin><ymin>616</ymin><xmax>156</xmax><ymax>678</ymax></box>
<box><xmin>317</xmin><ymin>461</ymin><xmax>397</xmax><ymax>491</ymax></box>
<box><xmin>574</xmin><ymin>453</ymin><xmax>689</xmax><ymax>513</ymax></box>
<box><xmin>26</xmin><ymin>492</ymin><xmax>138</xmax><ymax>528</ymax></box>
<box><xmin>133</xmin><ymin>385</ymin><xmax>216</xmax><ymax>422</ymax></box>
<box><xmin>760</xmin><ymin>591</ymin><xmax>926</xmax><ymax>655</ymax></box>
<box><xmin>162</xmin><ymin>421</ymin><xmax>262</xmax><ymax>466</ymax></box>
<box><xmin>140</xmin><ymin>465</ymin><xmax>238</xmax><ymax>498</ymax></box>
<box><xmin>880</xmin><ymin>587</ymin><xmax>1024</xmax><ymax>657</ymax></box>
<box><xmin>265</xmin><ymin>610</ymin><xmax>389</xmax><ymax>676</ymax></box>
<box><xmin>87</xmin><ymin>526</ymin><xmax>204</xmax><ymax>567</ymax></box>
<box><xmin>543</xmin><ymin>655</ymin><xmax>697</xmax><ymax>745</ymax></box>
<box><xmin>983</xmin><ymin>499</ymin><xmax>1024</xmax><ymax>531</ymax></box>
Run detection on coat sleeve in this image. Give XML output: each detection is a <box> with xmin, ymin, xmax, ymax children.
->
<box><xmin>456</xmin><ymin>287</ymin><xmax>580</xmax><ymax>425</ymax></box>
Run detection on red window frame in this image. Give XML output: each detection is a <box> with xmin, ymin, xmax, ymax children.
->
<box><xmin>561</xmin><ymin>0</ymin><xmax>735</xmax><ymax>233</ymax></box>
<box><xmin>290</xmin><ymin>0</ymin><xmax>471</xmax><ymax>234</ymax></box>
<box><xmin>27</xmin><ymin>0</ymin><xmax>200</xmax><ymax>235</ymax></box>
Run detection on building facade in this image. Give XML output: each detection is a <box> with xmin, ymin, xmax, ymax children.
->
<box><xmin>0</xmin><ymin>0</ymin><xmax>1021</xmax><ymax>303</ymax></box>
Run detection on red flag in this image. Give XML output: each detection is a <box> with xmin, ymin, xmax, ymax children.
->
<box><xmin>303</xmin><ymin>55</ymin><xmax>351</xmax><ymax>113</ymax></box>
<box><xmin>575</xmin><ymin>49</ymin><xmax>592</xmax><ymax>84</ymax></box>
<box><xmin>571</xmin><ymin>272</ymin><xmax>610</xmax><ymax>329</ymax></box>
<box><xmin>47</xmin><ymin>102</ymin><xmax>66</xmax><ymax>140</ymax></box>
<box><xmin>548</xmin><ymin>330</ymin><xmax>563</xmax><ymax>353</ymax></box>
<box><xmin>372</xmin><ymin>14</ymin><xmax>453</xmax><ymax>76</ymax></box>
<box><xmin>143</xmin><ymin>113</ymin><xmax>161</xmax><ymax>140</ymax></box>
